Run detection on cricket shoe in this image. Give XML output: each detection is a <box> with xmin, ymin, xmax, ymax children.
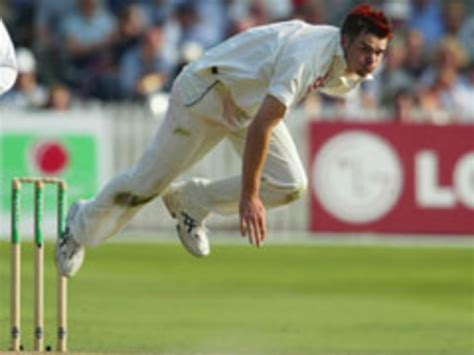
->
<box><xmin>55</xmin><ymin>200</ymin><xmax>86</xmax><ymax>277</ymax></box>
<box><xmin>162</xmin><ymin>183</ymin><xmax>210</xmax><ymax>257</ymax></box>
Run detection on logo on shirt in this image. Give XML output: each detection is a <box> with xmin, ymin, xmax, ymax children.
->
<box><xmin>307</xmin><ymin>74</ymin><xmax>328</xmax><ymax>94</ymax></box>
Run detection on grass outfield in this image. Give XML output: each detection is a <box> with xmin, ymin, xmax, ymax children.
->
<box><xmin>0</xmin><ymin>239</ymin><xmax>473</xmax><ymax>354</ymax></box>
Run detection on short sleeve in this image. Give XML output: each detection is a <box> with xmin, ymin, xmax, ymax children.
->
<box><xmin>267</xmin><ymin>37</ymin><xmax>326</xmax><ymax>108</ymax></box>
<box><xmin>267</xmin><ymin>27</ymin><xmax>338</xmax><ymax>108</ymax></box>
<box><xmin>0</xmin><ymin>20</ymin><xmax>17</xmax><ymax>96</ymax></box>
<box><xmin>267</xmin><ymin>54</ymin><xmax>306</xmax><ymax>108</ymax></box>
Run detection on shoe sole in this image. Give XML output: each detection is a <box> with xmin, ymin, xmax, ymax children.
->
<box><xmin>176</xmin><ymin>224</ymin><xmax>207</xmax><ymax>257</ymax></box>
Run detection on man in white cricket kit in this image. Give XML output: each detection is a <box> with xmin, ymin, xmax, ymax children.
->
<box><xmin>0</xmin><ymin>19</ymin><xmax>17</xmax><ymax>95</ymax></box>
<box><xmin>57</xmin><ymin>5</ymin><xmax>392</xmax><ymax>276</ymax></box>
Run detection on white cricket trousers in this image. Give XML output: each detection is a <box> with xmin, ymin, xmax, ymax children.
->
<box><xmin>72</xmin><ymin>72</ymin><xmax>307</xmax><ymax>247</ymax></box>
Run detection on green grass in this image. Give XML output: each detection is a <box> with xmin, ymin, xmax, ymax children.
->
<box><xmin>0</xmin><ymin>240</ymin><xmax>473</xmax><ymax>354</ymax></box>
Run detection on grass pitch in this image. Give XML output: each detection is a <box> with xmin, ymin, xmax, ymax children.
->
<box><xmin>0</xmin><ymin>238</ymin><xmax>473</xmax><ymax>354</ymax></box>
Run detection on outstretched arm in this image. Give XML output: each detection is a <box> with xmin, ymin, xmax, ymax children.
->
<box><xmin>239</xmin><ymin>95</ymin><xmax>286</xmax><ymax>247</ymax></box>
<box><xmin>0</xmin><ymin>19</ymin><xmax>17</xmax><ymax>96</ymax></box>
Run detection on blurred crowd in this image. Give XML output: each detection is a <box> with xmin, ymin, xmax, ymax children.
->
<box><xmin>0</xmin><ymin>0</ymin><xmax>473</xmax><ymax>123</ymax></box>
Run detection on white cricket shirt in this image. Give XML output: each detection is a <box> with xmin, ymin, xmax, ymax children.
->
<box><xmin>0</xmin><ymin>19</ymin><xmax>17</xmax><ymax>96</ymax></box>
<box><xmin>182</xmin><ymin>20</ymin><xmax>368</xmax><ymax>129</ymax></box>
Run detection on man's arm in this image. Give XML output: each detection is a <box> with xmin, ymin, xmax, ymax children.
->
<box><xmin>239</xmin><ymin>95</ymin><xmax>286</xmax><ymax>247</ymax></box>
<box><xmin>0</xmin><ymin>19</ymin><xmax>17</xmax><ymax>96</ymax></box>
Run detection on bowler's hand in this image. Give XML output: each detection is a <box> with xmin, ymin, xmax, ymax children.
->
<box><xmin>239</xmin><ymin>196</ymin><xmax>266</xmax><ymax>247</ymax></box>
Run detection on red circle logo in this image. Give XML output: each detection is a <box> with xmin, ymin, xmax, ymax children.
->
<box><xmin>33</xmin><ymin>141</ymin><xmax>69</xmax><ymax>175</ymax></box>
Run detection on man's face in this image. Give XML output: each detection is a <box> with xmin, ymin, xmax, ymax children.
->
<box><xmin>342</xmin><ymin>32</ymin><xmax>388</xmax><ymax>77</ymax></box>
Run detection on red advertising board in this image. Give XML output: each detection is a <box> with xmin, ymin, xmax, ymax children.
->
<box><xmin>309</xmin><ymin>122</ymin><xmax>474</xmax><ymax>234</ymax></box>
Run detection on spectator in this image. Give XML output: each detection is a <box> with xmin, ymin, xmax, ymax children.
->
<box><xmin>33</xmin><ymin>0</ymin><xmax>76</xmax><ymax>85</ymax></box>
<box><xmin>459</xmin><ymin>15</ymin><xmax>474</xmax><ymax>60</ymax></box>
<box><xmin>403</xmin><ymin>29</ymin><xmax>428</xmax><ymax>79</ymax></box>
<box><xmin>440</xmin><ymin>1</ymin><xmax>474</xmax><ymax>60</ymax></box>
<box><xmin>112</xmin><ymin>4</ymin><xmax>149</xmax><ymax>64</ymax></box>
<box><xmin>139</xmin><ymin>0</ymin><xmax>174</xmax><ymax>26</ymax></box>
<box><xmin>8</xmin><ymin>0</ymin><xmax>35</xmax><ymax>47</ymax></box>
<box><xmin>44</xmin><ymin>82</ymin><xmax>73</xmax><ymax>111</ymax></box>
<box><xmin>60</xmin><ymin>0</ymin><xmax>117</xmax><ymax>98</ymax></box>
<box><xmin>62</xmin><ymin>0</ymin><xmax>116</xmax><ymax>72</ymax></box>
<box><xmin>106</xmin><ymin>0</ymin><xmax>146</xmax><ymax>15</ymax></box>
<box><xmin>292</xmin><ymin>0</ymin><xmax>327</xmax><ymax>25</ymax></box>
<box><xmin>172</xmin><ymin>2</ymin><xmax>221</xmax><ymax>49</ymax></box>
<box><xmin>264</xmin><ymin>0</ymin><xmax>293</xmax><ymax>21</ymax></box>
<box><xmin>34</xmin><ymin>0</ymin><xmax>76</xmax><ymax>49</ymax></box>
<box><xmin>130</xmin><ymin>0</ymin><xmax>177</xmax><ymax>69</ymax></box>
<box><xmin>452</xmin><ymin>61</ymin><xmax>474</xmax><ymax>123</ymax></box>
<box><xmin>383</xmin><ymin>0</ymin><xmax>410</xmax><ymax>33</ymax></box>
<box><xmin>442</xmin><ymin>0</ymin><xmax>467</xmax><ymax>38</ymax></box>
<box><xmin>228</xmin><ymin>0</ymin><xmax>270</xmax><ymax>35</ymax></box>
<box><xmin>320</xmin><ymin>0</ymin><xmax>354</xmax><ymax>26</ymax></box>
<box><xmin>150</xmin><ymin>2</ymin><xmax>199</xmax><ymax>68</ymax></box>
<box><xmin>229</xmin><ymin>0</ymin><xmax>291</xmax><ymax>24</ymax></box>
<box><xmin>392</xmin><ymin>88</ymin><xmax>419</xmax><ymax>123</ymax></box>
<box><xmin>148</xmin><ymin>2</ymin><xmax>223</xmax><ymax>74</ymax></box>
<box><xmin>0</xmin><ymin>48</ymin><xmax>47</xmax><ymax>109</ymax></box>
<box><xmin>192</xmin><ymin>0</ymin><xmax>230</xmax><ymax>48</ymax></box>
<box><xmin>418</xmin><ymin>36</ymin><xmax>468</xmax><ymax>90</ymax></box>
<box><xmin>118</xmin><ymin>25</ymin><xmax>173</xmax><ymax>98</ymax></box>
<box><xmin>407</xmin><ymin>0</ymin><xmax>444</xmax><ymax>49</ymax></box>
<box><xmin>418</xmin><ymin>67</ymin><xmax>459</xmax><ymax>124</ymax></box>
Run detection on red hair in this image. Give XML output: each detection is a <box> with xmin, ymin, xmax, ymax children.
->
<box><xmin>342</xmin><ymin>4</ymin><xmax>392</xmax><ymax>40</ymax></box>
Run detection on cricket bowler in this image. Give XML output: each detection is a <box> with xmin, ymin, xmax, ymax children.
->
<box><xmin>56</xmin><ymin>4</ymin><xmax>392</xmax><ymax>276</ymax></box>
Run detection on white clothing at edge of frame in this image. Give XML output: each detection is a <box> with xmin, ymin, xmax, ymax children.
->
<box><xmin>0</xmin><ymin>19</ymin><xmax>17</xmax><ymax>96</ymax></box>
